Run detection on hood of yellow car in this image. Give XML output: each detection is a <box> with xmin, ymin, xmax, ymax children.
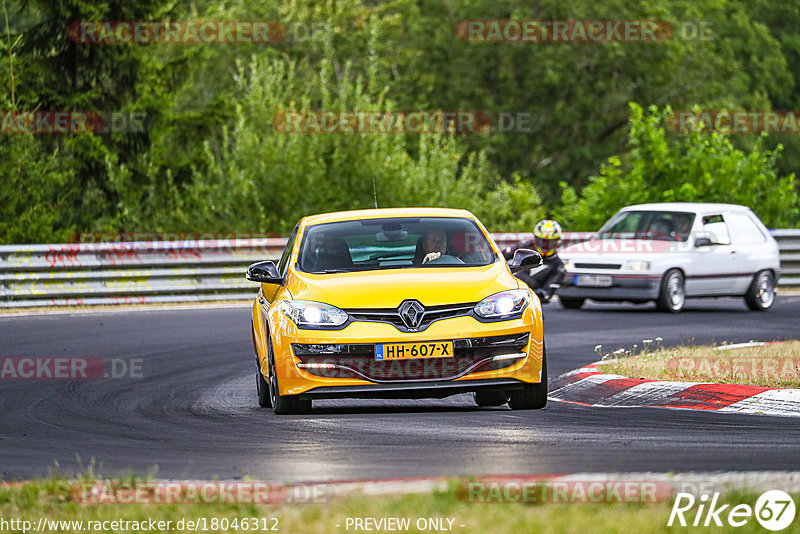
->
<box><xmin>287</xmin><ymin>260</ymin><xmax>520</xmax><ymax>308</ymax></box>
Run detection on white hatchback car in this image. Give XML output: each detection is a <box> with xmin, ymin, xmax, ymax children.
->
<box><xmin>558</xmin><ymin>203</ymin><xmax>780</xmax><ymax>312</ymax></box>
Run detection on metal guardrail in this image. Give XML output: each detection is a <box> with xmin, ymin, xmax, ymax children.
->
<box><xmin>1</xmin><ymin>231</ymin><xmax>798</xmax><ymax>308</ymax></box>
<box><xmin>772</xmin><ymin>229</ymin><xmax>800</xmax><ymax>289</ymax></box>
<box><xmin>0</xmin><ymin>239</ymin><xmax>284</xmax><ymax>308</ymax></box>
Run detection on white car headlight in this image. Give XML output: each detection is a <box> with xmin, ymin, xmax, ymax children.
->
<box><xmin>280</xmin><ymin>300</ymin><xmax>348</xmax><ymax>329</ymax></box>
<box><xmin>625</xmin><ymin>260</ymin><xmax>651</xmax><ymax>272</ymax></box>
<box><xmin>563</xmin><ymin>259</ymin><xmax>574</xmax><ymax>271</ymax></box>
<box><xmin>474</xmin><ymin>289</ymin><xmax>530</xmax><ymax>319</ymax></box>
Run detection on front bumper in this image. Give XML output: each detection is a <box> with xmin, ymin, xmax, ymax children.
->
<box><xmin>295</xmin><ymin>378</ymin><xmax>529</xmax><ymax>400</ymax></box>
<box><xmin>293</xmin><ymin>332</ymin><xmax>530</xmax><ymax>383</ymax></box>
<box><xmin>268</xmin><ymin>310</ymin><xmax>544</xmax><ymax>397</ymax></box>
<box><xmin>558</xmin><ymin>272</ymin><xmax>662</xmax><ymax>301</ymax></box>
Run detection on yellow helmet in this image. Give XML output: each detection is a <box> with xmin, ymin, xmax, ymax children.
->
<box><xmin>533</xmin><ymin>219</ymin><xmax>562</xmax><ymax>257</ymax></box>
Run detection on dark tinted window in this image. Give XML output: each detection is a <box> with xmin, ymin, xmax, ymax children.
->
<box><xmin>598</xmin><ymin>211</ymin><xmax>695</xmax><ymax>242</ymax></box>
<box><xmin>297</xmin><ymin>217</ymin><xmax>497</xmax><ymax>273</ymax></box>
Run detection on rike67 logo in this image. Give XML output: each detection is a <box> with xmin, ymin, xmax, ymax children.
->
<box><xmin>669</xmin><ymin>490</ymin><xmax>796</xmax><ymax>531</ymax></box>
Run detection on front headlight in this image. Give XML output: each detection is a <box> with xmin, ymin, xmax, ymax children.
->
<box><xmin>563</xmin><ymin>258</ymin><xmax>574</xmax><ymax>271</ymax></box>
<box><xmin>625</xmin><ymin>260</ymin><xmax>651</xmax><ymax>272</ymax></box>
<box><xmin>280</xmin><ymin>300</ymin><xmax>348</xmax><ymax>329</ymax></box>
<box><xmin>474</xmin><ymin>289</ymin><xmax>530</xmax><ymax>319</ymax></box>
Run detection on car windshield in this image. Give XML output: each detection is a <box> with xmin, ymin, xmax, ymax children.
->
<box><xmin>297</xmin><ymin>217</ymin><xmax>498</xmax><ymax>273</ymax></box>
<box><xmin>596</xmin><ymin>211</ymin><xmax>695</xmax><ymax>242</ymax></box>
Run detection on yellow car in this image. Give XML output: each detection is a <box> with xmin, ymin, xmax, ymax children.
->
<box><xmin>247</xmin><ymin>208</ymin><xmax>546</xmax><ymax>414</ymax></box>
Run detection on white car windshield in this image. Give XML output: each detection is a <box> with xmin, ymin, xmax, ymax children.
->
<box><xmin>597</xmin><ymin>211</ymin><xmax>696</xmax><ymax>242</ymax></box>
<box><xmin>297</xmin><ymin>217</ymin><xmax>498</xmax><ymax>273</ymax></box>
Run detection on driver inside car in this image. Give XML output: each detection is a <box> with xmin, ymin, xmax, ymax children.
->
<box><xmin>303</xmin><ymin>234</ymin><xmax>353</xmax><ymax>271</ymax></box>
<box><xmin>648</xmin><ymin>217</ymin><xmax>677</xmax><ymax>241</ymax></box>
<box><xmin>412</xmin><ymin>229</ymin><xmax>449</xmax><ymax>264</ymax></box>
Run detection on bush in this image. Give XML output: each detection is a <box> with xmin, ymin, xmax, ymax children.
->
<box><xmin>176</xmin><ymin>34</ymin><xmax>543</xmax><ymax>233</ymax></box>
<box><xmin>560</xmin><ymin>103</ymin><xmax>799</xmax><ymax>230</ymax></box>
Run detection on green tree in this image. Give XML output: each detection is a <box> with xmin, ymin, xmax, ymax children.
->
<box><xmin>395</xmin><ymin>0</ymin><xmax>795</xmax><ymax>202</ymax></box>
<box><xmin>560</xmin><ymin>102</ymin><xmax>798</xmax><ymax>230</ymax></box>
<box><xmin>155</xmin><ymin>45</ymin><xmax>544</xmax><ymax>233</ymax></box>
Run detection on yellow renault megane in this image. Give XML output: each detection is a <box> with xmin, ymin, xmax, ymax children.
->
<box><xmin>247</xmin><ymin>208</ymin><xmax>546</xmax><ymax>414</ymax></box>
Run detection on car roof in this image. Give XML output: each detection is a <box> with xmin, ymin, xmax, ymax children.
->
<box><xmin>300</xmin><ymin>207</ymin><xmax>476</xmax><ymax>226</ymax></box>
<box><xmin>619</xmin><ymin>202</ymin><xmax>751</xmax><ymax>213</ymax></box>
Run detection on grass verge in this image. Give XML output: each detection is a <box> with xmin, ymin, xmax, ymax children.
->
<box><xmin>1</xmin><ymin>478</ymin><xmax>798</xmax><ymax>533</ymax></box>
<box><xmin>598</xmin><ymin>341</ymin><xmax>800</xmax><ymax>388</ymax></box>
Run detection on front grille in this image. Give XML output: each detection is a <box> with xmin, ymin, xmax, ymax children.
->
<box><xmin>345</xmin><ymin>302</ymin><xmax>477</xmax><ymax>332</ymax></box>
<box><xmin>292</xmin><ymin>332</ymin><xmax>529</xmax><ymax>382</ymax></box>
<box><xmin>574</xmin><ymin>262</ymin><xmax>622</xmax><ymax>270</ymax></box>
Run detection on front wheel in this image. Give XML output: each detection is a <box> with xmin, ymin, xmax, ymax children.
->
<box><xmin>508</xmin><ymin>344</ymin><xmax>547</xmax><ymax>410</ymax></box>
<box><xmin>473</xmin><ymin>391</ymin><xmax>509</xmax><ymax>407</ymax></box>
<box><xmin>559</xmin><ymin>297</ymin><xmax>585</xmax><ymax>309</ymax></box>
<box><xmin>745</xmin><ymin>270</ymin><xmax>775</xmax><ymax>311</ymax></box>
<box><xmin>256</xmin><ymin>369</ymin><xmax>272</xmax><ymax>408</ymax></box>
<box><xmin>267</xmin><ymin>336</ymin><xmax>311</xmax><ymax>415</ymax></box>
<box><xmin>655</xmin><ymin>269</ymin><xmax>685</xmax><ymax>313</ymax></box>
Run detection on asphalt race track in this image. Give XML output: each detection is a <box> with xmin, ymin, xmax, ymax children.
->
<box><xmin>2</xmin><ymin>295</ymin><xmax>800</xmax><ymax>482</ymax></box>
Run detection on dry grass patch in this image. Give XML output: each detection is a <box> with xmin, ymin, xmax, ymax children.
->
<box><xmin>599</xmin><ymin>341</ymin><xmax>800</xmax><ymax>388</ymax></box>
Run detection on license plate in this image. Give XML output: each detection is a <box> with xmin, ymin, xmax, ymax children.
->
<box><xmin>574</xmin><ymin>274</ymin><xmax>613</xmax><ymax>287</ymax></box>
<box><xmin>375</xmin><ymin>341</ymin><xmax>454</xmax><ymax>360</ymax></box>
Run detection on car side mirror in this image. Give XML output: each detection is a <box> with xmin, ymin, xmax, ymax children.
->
<box><xmin>246</xmin><ymin>261</ymin><xmax>282</xmax><ymax>284</ymax></box>
<box><xmin>510</xmin><ymin>248</ymin><xmax>543</xmax><ymax>273</ymax></box>
<box><xmin>694</xmin><ymin>236</ymin><xmax>713</xmax><ymax>248</ymax></box>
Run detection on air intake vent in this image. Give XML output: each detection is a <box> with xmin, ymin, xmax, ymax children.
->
<box><xmin>574</xmin><ymin>263</ymin><xmax>622</xmax><ymax>270</ymax></box>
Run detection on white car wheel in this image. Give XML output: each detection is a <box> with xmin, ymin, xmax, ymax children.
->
<box><xmin>656</xmin><ymin>269</ymin><xmax>685</xmax><ymax>313</ymax></box>
<box><xmin>745</xmin><ymin>270</ymin><xmax>775</xmax><ymax>311</ymax></box>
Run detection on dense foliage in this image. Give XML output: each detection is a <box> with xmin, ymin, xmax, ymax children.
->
<box><xmin>1</xmin><ymin>0</ymin><xmax>799</xmax><ymax>242</ymax></box>
<box><xmin>561</xmin><ymin>103</ymin><xmax>799</xmax><ymax>230</ymax></box>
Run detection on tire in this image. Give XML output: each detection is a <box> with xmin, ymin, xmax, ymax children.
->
<box><xmin>256</xmin><ymin>369</ymin><xmax>271</xmax><ymax>408</ymax></box>
<box><xmin>267</xmin><ymin>334</ymin><xmax>311</xmax><ymax>415</ymax></box>
<box><xmin>507</xmin><ymin>343</ymin><xmax>548</xmax><ymax>410</ymax></box>
<box><xmin>745</xmin><ymin>270</ymin><xmax>775</xmax><ymax>311</ymax></box>
<box><xmin>252</xmin><ymin>320</ymin><xmax>272</xmax><ymax>408</ymax></box>
<box><xmin>655</xmin><ymin>269</ymin><xmax>685</xmax><ymax>313</ymax></box>
<box><xmin>473</xmin><ymin>391</ymin><xmax>509</xmax><ymax>407</ymax></box>
<box><xmin>559</xmin><ymin>297</ymin><xmax>585</xmax><ymax>309</ymax></box>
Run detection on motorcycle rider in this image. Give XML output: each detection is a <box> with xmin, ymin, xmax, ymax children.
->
<box><xmin>504</xmin><ymin>219</ymin><xmax>565</xmax><ymax>304</ymax></box>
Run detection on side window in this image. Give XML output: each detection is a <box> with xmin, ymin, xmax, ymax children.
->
<box><xmin>609</xmin><ymin>212</ymin><xmax>642</xmax><ymax>233</ymax></box>
<box><xmin>277</xmin><ymin>226</ymin><xmax>299</xmax><ymax>277</ymax></box>
<box><xmin>727</xmin><ymin>212</ymin><xmax>767</xmax><ymax>244</ymax></box>
<box><xmin>701</xmin><ymin>215</ymin><xmax>731</xmax><ymax>245</ymax></box>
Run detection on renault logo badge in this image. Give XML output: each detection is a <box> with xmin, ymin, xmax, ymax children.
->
<box><xmin>398</xmin><ymin>300</ymin><xmax>425</xmax><ymax>330</ymax></box>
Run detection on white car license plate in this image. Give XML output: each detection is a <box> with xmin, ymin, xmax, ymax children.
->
<box><xmin>574</xmin><ymin>274</ymin><xmax>612</xmax><ymax>287</ymax></box>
